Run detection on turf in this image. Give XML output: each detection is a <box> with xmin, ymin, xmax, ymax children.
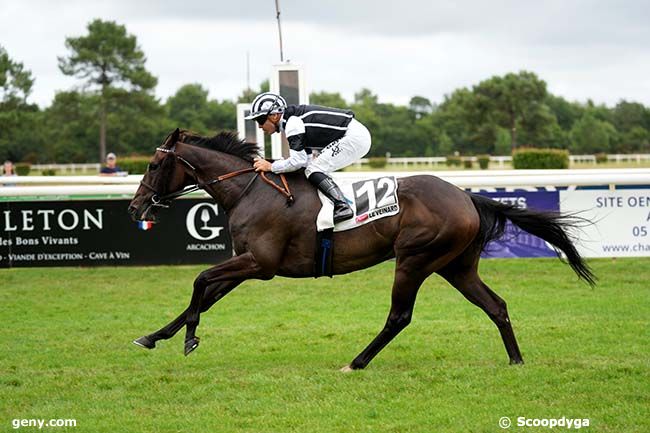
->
<box><xmin>1</xmin><ymin>258</ymin><xmax>648</xmax><ymax>432</ymax></box>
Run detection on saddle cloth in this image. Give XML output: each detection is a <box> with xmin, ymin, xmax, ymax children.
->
<box><xmin>317</xmin><ymin>175</ymin><xmax>400</xmax><ymax>232</ymax></box>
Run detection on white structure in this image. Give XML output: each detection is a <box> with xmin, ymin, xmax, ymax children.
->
<box><xmin>236</xmin><ymin>103</ymin><xmax>266</xmax><ymax>157</ymax></box>
<box><xmin>269</xmin><ymin>63</ymin><xmax>308</xmax><ymax>159</ymax></box>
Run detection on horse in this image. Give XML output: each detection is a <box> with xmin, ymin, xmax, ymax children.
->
<box><xmin>128</xmin><ymin>128</ymin><xmax>595</xmax><ymax>371</ymax></box>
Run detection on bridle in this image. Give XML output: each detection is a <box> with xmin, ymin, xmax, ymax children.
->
<box><xmin>139</xmin><ymin>142</ymin><xmax>293</xmax><ymax>209</ymax></box>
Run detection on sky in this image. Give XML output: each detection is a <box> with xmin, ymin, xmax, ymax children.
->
<box><xmin>1</xmin><ymin>0</ymin><xmax>649</xmax><ymax>108</ymax></box>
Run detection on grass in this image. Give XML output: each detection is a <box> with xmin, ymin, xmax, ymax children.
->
<box><xmin>1</xmin><ymin>258</ymin><xmax>649</xmax><ymax>433</ymax></box>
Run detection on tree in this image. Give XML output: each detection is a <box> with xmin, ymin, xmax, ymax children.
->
<box><xmin>570</xmin><ymin>113</ymin><xmax>616</xmax><ymax>154</ymax></box>
<box><xmin>310</xmin><ymin>91</ymin><xmax>348</xmax><ymax>107</ymax></box>
<box><xmin>611</xmin><ymin>100</ymin><xmax>650</xmax><ymax>133</ymax></box>
<box><xmin>621</xmin><ymin>126</ymin><xmax>650</xmax><ymax>153</ymax></box>
<box><xmin>494</xmin><ymin>127</ymin><xmax>512</xmax><ymax>155</ymax></box>
<box><xmin>0</xmin><ymin>45</ymin><xmax>39</xmax><ymax>161</ymax></box>
<box><xmin>545</xmin><ymin>94</ymin><xmax>584</xmax><ymax>131</ymax></box>
<box><xmin>41</xmin><ymin>91</ymin><xmax>99</xmax><ymax>162</ymax></box>
<box><xmin>237</xmin><ymin>80</ymin><xmax>269</xmax><ymax>103</ymax></box>
<box><xmin>409</xmin><ymin>96</ymin><xmax>433</xmax><ymax>119</ymax></box>
<box><xmin>354</xmin><ymin>88</ymin><xmax>379</xmax><ymax>106</ymax></box>
<box><xmin>1</xmin><ymin>45</ymin><xmax>34</xmax><ymax>104</ymax></box>
<box><xmin>473</xmin><ymin>71</ymin><xmax>549</xmax><ymax>149</ymax></box>
<box><xmin>431</xmin><ymin>88</ymin><xmax>477</xmax><ymax>154</ymax></box>
<box><xmin>206</xmin><ymin>99</ymin><xmax>236</xmax><ymax>131</ymax></box>
<box><xmin>58</xmin><ymin>19</ymin><xmax>157</xmax><ymax>161</ymax></box>
<box><xmin>166</xmin><ymin>84</ymin><xmax>236</xmax><ymax>134</ymax></box>
<box><xmin>167</xmin><ymin>84</ymin><xmax>211</xmax><ymax>133</ymax></box>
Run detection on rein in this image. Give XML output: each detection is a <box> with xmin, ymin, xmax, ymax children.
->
<box><xmin>140</xmin><ymin>143</ymin><xmax>293</xmax><ymax>208</ymax></box>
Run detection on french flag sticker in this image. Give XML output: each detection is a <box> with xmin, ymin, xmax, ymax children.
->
<box><xmin>138</xmin><ymin>221</ymin><xmax>154</xmax><ymax>231</ymax></box>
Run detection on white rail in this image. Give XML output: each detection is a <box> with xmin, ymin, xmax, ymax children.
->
<box><xmin>1</xmin><ymin>169</ymin><xmax>649</xmax><ymax>197</ymax></box>
<box><xmin>31</xmin><ymin>163</ymin><xmax>101</xmax><ymax>173</ymax></box>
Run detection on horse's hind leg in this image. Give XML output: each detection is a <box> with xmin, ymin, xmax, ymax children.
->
<box><xmin>439</xmin><ymin>263</ymin><xmax>524</xmax><ymax>365</ymax></box>
<box><xmin>343</xmin><ymin>253</ymin><xmax>444</xmax><ymax>371</ymax></box>
<box><xmin>133</xmin><ymin>280</ymin><xmax>241</xmax><ymax>350</ymax></box>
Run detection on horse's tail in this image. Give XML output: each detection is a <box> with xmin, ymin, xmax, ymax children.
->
<box><xmin>469</xmin><ymin>193</ymin><xmax>596</xmax><ymax>286</ymax></box>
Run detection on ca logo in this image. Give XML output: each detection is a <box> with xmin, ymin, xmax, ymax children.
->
<box><xmin>186</xmin><ymin>203</ymin><xmax>224</xmax><ymax>241</ymax></box>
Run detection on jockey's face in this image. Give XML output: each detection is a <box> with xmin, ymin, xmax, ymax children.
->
<box><xmin>257</xmin><ymin>113</ymin><xmax>282</xmax><ymax>135</ymax></box>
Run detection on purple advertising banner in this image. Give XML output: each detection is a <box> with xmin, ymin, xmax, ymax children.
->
<box><xmin>477</xmin><ymin>190</ymin><xmax>559</xmax><ymax>258</ymax></box>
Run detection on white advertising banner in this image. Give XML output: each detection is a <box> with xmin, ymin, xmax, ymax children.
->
<box><xmin>560</xmin><ymin>189</ymin><xmax>650</xmax><ymax>257</ymax></box>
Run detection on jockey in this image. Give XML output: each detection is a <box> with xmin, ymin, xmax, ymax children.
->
<box><xmin>247</xmin><ymin>92</ymin><xmax>371</xmax><ymax>224</ymax></box>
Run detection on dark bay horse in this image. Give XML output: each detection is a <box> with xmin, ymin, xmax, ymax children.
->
<box><xmin>128</xmin><ymin>129</ymin><xmax>595</xmax><ymax>370</ymax></box>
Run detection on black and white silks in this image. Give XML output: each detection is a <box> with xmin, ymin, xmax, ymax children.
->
<box><xmin>271</xmin><ymin>104</ymin><xmax>356</xmax><ymax>174</ymax></box>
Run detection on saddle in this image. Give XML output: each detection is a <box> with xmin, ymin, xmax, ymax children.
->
<box><xmin>314</xmin><ymin>175</ymin><xmax>401</xmax><ymax>278</ymax></box>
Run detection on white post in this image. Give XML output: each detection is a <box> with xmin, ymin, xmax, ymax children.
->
<box><xmin>270</xmin><ymin>63</ymin><xmax>308</xmax><ymax>160</ymax></box>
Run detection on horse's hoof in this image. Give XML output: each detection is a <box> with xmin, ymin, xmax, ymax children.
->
<box><xmin>340</xmin><ymin>365</ymin><xmax>355</xmax><ymax>373</ymax></box>
<box><xmin>184</xmin><ymin>337</ymin><xmax>200</xmax><ymax>356</ymax></box>
<box><xmin>509</xmin><ymin>359</ymin><xmax>525</xmax><ymax>365</ymax></box>
<box><xmin>133</xmin><ymin>336</ymin><xmax>156</xmax><ymax>349</ymax></box>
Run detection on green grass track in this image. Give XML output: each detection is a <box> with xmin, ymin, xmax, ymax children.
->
<box><xmin>1</xmin><ymin>258</ymin><xmax>648</xmax><ymax>432</ymax></box>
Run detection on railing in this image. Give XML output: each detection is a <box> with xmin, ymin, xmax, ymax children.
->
<box><xmin>31</xmin><ymin>163</ymin><xmax>101</xmax><ymax>173</ymax></box>
<box><xmin>2</xmin><ymin>169</ymin><xmax>650</xmax><ymax>198</ymax></box>
<box><xmin>607</xmin><ymin>154</ymin><xmax>650</xmax><ymax>163</ymax></box>
<box><xmin>18</xmin><ymin>154</ymin><xmax>650</xmax><ymax>175</ymax></box>
<box><xmin>353</xmin><ymin>154</ymin><xmax>650</xmax><ymax>168</ymax></box>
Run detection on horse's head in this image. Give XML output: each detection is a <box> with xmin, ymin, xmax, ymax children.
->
<box><xmin>128</xmin><ymin>128</ymin><xmax>195</xmax><ymax>223</ymax></box>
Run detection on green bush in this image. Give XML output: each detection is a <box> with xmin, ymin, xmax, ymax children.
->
<box><xmin>118</xmin><ymin>156</ymin><xmax>150</xmax><ymax>174</ymax></box>
<box><xmin>15</xmin><ymin>163</ymin><xmax>31</xmax><ymax>176</ymax></box>
<box><xmin>463</xmin><ymin>159</ymin><xmax>473</xmax><ymax>169</ymax></box>
<box><xmin>513</xmin><ymin>148</ymin><xmax>569</xmax><ymax>169</ymax></box>
<box><xmin>368</xmin><ymin>157</ymin><xmax>387</xmax><ymax>169</ymax></box>
<box><xmin>42</xmin><ymin>169</ymin><xmax>57</xmax><ymax>176</ymax></box>
<box><xmin>595</xmin><ymin>153</ymin><xmax>608</xmax><ymax>164</ymax></box>
<box><xmin>477</xmin><ymin>155</ymin><xmax>490</xmax><ymax>170</ymax></box>
<box><xmin>446</xmin><ymin>155</ymin><xmax>461</xmax><ymax>167</ymax></box>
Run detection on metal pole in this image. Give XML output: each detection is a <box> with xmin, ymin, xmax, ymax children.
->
<box><xmin>275</xmin><ymin>0</ymin><xmax>284</xmax><ymax>62</ymax></box>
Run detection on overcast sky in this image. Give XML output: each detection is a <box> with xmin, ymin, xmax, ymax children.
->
<box><xmin>2</xmin><ymin>0</ymin><xmax>649</xmax><ymax>108</ymax></box>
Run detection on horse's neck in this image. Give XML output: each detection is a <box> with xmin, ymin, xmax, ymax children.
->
<box><xmin>188</xmin><ymin>148</ymin><xmax>252</xmax><ymax>212</ymax></box>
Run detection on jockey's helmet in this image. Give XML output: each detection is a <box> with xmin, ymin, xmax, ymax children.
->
<box><xmin>245</xmin><ymin>92</ymin><xmax>287</xmax><ymax>120</ymax></box>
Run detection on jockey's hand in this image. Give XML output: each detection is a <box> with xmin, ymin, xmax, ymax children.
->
<box><xmin>253</xmin><ymin>157</ymin><xmax>272</xmax><ymax>172</ymax></box>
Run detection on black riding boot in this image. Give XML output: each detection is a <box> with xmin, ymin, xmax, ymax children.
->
<box><xmin>308</xmin><ymin>172</ymin><xmax>354</xmax><ymax>224</ymax></box>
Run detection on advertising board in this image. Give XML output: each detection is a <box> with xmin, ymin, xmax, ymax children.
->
<box><xmin>560</xmin><ymin>188</ymin><xmax>650</xmax><ymax>257</ymax></box>
<box><xmin>0</xmin><ymin>199</ymin><xmax>232</xmax><ymax>267</ymax></box>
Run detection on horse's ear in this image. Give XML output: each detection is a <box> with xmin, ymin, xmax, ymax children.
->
<box><xmin>170</xmin><ymin>128</ymin><xmax>180</xmax><ymax>144</ymax></box>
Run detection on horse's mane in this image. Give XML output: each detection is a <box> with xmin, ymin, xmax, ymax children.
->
<box><xmin>180</xmin><ymin>130</ymin><xmax>261</xmax><ymax>162</ymax></box>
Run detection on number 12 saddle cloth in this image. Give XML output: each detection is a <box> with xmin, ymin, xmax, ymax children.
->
<box><xmin>316</xmin><ymin>175</ymin><xmax>401</xmax><ymax>232</ymax></box>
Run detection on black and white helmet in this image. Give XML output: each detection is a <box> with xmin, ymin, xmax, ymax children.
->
<box><xmin>245</xmin><ymin>92</ymin><xmax>287</xmax><ymax>120</ymax></box>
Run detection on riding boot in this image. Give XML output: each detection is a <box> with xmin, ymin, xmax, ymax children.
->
<box><xmin>308</xmin><ymin>172</ymin><xmax>354</xmax><ymax>224</ymax></box>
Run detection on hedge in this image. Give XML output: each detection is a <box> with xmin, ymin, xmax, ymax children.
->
<box><xmin>477</xmin><ymin>155</ymin><xmax>490</xmax><ymax>170</ymax></box>
<box><xmin>512</xmin><ymin>148</ymin><xmax>569</xmax><ymax>169</ymax></box>
<box><xmin>118</xmin><ymin>157</ymin><xmax>150</xmax><ymax>174</ymax></box>
<box><xmin>446</xmin><ymin>155</ymin><xmax>462</xmax><ymax>167</ymax></box>
<box><xmin>368</xmin><ymin>157</ymin><xmax>387</xmax><ymax>169</ymax></box>
<box><xmin>15</xmin><ymin>163</ymin><xmax>31</xmax><ymax>176</ymax></box>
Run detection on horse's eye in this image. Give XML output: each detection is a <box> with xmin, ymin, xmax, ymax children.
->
<box><xmin>148</xmin><ymin>163</ymin><xmax>159</xmax><ymax>171</ymax></box>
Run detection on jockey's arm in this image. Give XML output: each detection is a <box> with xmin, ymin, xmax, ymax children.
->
<box><xmin>271</xmin><ymin>117</ymin><xmax>309</xmax><ymax>174</ymax></box>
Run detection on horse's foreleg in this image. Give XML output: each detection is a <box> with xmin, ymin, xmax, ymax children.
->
<box><xmin>441</xmin><ymin>266</ymin><xmax>524</xmax><ymax>365</ymax></box>
<box><xmin>133</xmin><ymin>279</ymin><xmax>242</xmax><ymax>350</ymax></box>
<box><xmin>184</xmin><ymin>252</ymin><xmax>265</xmax><ymax>356</ymax></box>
